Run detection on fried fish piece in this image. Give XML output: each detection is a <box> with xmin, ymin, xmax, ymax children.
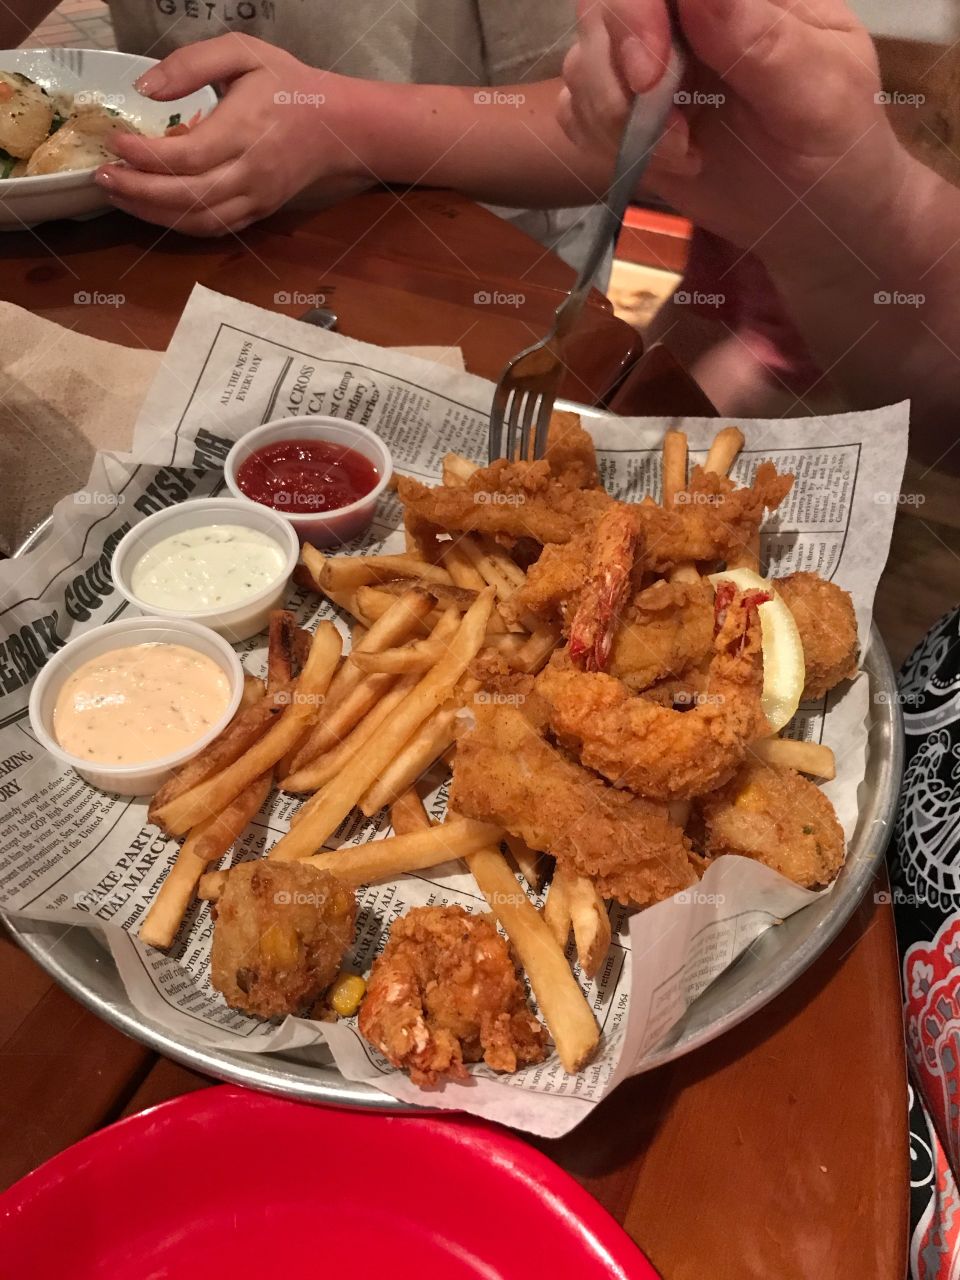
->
<box><xmin>358</xmin><ymin>905</ymin><xmax>546</xmax><ymax>1085</ymax></box>
<box><xmin>210</xmin><ymin>861</ymin><xmax>355</xmax><ymax>1019</ymax></box>
<box><xmin>697</xmin><ymin>759</ymin><xmax>845</xmax><ymax>889</ymax></box>
<box><xmin>607</xmin><ymin>577</ymin><xmax>715</xmax><ymax>691</ymax></box>
<box><xmin>635</xmin><ymin>461</ymin><xmax>794</xmax><ymax>573</ymax></box>
<box><xmin>775</xmin><ymin>571</ymin><xmax>859</xmax><ymax>700</ymax></box>
<box><xmin>398</xmin><ymin>459</ymin><xmax>612</xmax><ymax>546</ymax></box>
<box><xmin>450</xmin><ymin>702</ymin><xmax>696</xmax><ymax>907</ymax></box>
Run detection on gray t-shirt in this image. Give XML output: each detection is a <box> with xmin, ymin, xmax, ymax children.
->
<box><xmin>110</xmin><ymin>0</ymin><xmax>601</xmax><ymax>275</ymax></box>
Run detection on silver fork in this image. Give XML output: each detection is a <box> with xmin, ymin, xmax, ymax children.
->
<box><xmin>487</xmin><ymin>34</ymin><xmax>686</xmax><ymax>465</ymax></box>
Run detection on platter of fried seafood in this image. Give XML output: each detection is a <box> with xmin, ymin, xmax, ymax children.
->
<box><xmin>8</xmin><ymin>405</ymin><xmax>903</xmax><ymax>1110</ymax></box>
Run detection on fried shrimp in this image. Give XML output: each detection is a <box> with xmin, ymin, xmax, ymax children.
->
<box><xmin>697</xmin><ymin>759</ymin><xmax>845</xmax><ymax>888</ymax></box>
<box><xmin>536</xmin><ymin>586</ymin><xmax>770</xmax><ymax>801</ymax></box>
<box><xmin>451</xmin><ymin>702</ymin><xmax>696</xmax><ymax>906</ymax></box>
<box><xmin>358</xmin><ymin>905</ymin><xmax>546</xmax><ymax>1085</ymax></box>
<box><xmin>775</xmin><ymin>571</ymin><xmax>859</xmax><ymax>700</ymax></box>
<box><xmin>210</xmin><ymin>862</ymin><xmax>355</xmax><ymax>1019</ymax></box>
<box><xmin>569</xmin><ymin>505</ymin><xmax>643</xmax><ymax>672</ymax></box>
<box><xmin>508</xmin><ymin>462</ymin><xmax>793</xmax><ymax>626</ymax></box>
<box><xmin>607</xmin><ymin>577</ymin><xmax>715</xmax><ymax>691</ymax></box>
<box><xmin>635</xmin><ymin>461</ymin><xmax>794</xmax><ymax>573</ymax></box>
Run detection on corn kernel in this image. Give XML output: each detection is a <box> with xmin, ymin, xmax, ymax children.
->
<box><xmin>329</xmin><ymin>972</ymin><xmax>367</xmax><ymax>1017</ymax></box>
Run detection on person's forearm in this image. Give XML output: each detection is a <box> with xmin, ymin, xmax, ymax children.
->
<box><xmin>759</xmin><ymin>151</ymin><xmax>960</xmax><ymax>458</ymax></box>
<box><xmin>339</xmin><ymin>78</ymin><xmax>613</xmax><ymax>208</ymax></box>
<box><xmin>0</xmin><ymin>0</ymin><xmax>58</xmax><ymax>50</ymax></box>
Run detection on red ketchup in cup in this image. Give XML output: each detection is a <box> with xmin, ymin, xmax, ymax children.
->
<box><xmin>224</xmin><ymin>418</ymin><xmax>394</xmax><ymax>548</ymax></box>
<box><xmin>236</xmin><ymin>439</ymin><xmax>380</xmax><ymax>514</ymax></box>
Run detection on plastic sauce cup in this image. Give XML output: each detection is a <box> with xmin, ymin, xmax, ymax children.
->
<box><xmin>28</xmin><ymin>616</ymin><xmax>245</xmax><ymax>796</ymax></box>
<box><xmin>223</xmin><ymin>417</ymin><xmax>393</xmax><ymax>548</ymax></box>
<box><xmin>111</xmin><ymin>497</ymin><xmax>299</xmax><ymax>643</ymax></box>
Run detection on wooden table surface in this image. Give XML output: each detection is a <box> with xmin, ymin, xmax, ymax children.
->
<box><xmin>0</xmin><ymin>189</ymin><xmax>918</xmax><ymax>1279</ymax></box>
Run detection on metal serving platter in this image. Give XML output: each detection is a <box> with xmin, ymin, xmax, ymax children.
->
<box><xmin>4</xmin><ymin>404</ymin><xmax>905</xmax><ymax>1111</ymax></box>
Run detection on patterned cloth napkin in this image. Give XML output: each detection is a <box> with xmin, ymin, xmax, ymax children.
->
<box><xmin>891</xmin><ymin>606</ymin><xmax>960</xmax><ymax>1278</ymax></box>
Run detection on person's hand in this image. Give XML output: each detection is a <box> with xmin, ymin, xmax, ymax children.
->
<box><xmin>96</xmin><ymin>34</ymin><xmax>369</xmax><ymax>235</ymax></box>
<box><xmin>558</xmin><ymin>0</ymin><xmax>912</xmax><ymax>280</ymax></box>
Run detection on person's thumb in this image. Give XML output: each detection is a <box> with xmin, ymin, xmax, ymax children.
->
<box><xmin>584</xmin><ymin>0</ymin><xmax>672</xmax><ymax>93</ymax></box>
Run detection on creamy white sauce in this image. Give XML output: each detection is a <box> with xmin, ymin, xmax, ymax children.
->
<box><xmin>130</xmin><ymin>524</ymin><xmax>285</xmax><ymax>611</ymax></box>
<box><xmin>53</xmin><ymin>642</ymin><xmax>231</xmax><ymax>766</ymax></box>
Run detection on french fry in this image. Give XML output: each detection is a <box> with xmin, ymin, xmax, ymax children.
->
<box><xmin>459</xmin><ymin>535</ymin><xmax>526</xmax><ymax>600</ymax></box>
<box><xmin>485</xmin><ymin>633</ymin><xmax>529</xmax><ymax>662</ymax></box>
<box><xmin>751</xmin><ymin>736</ymin><xmax>836</xmax><ymax>779</ymax></box>
<box><xmin>147</xmin><ymin>677</ymin><xmax>273</xmax><ymax>824</ymax></box>
<box><xmin>287</xmin><ymin>589</ymin><xmax>434</xmax><ymax>772</ymax></box>
<box><xmin>514</xmin><ymin>623</ymin><xmax>561</xmax><ymax>674</ymax></box>
<box><xmin>505</xmin><ymin>833</ymin><xmax>546</xmax><ymax>893</ymax></box>
<box><xmin>367</xmin><ymin>578</ymin><xmax>480</xmax><ymax>613</ymax></box>
<box><xmin>442</xmin><ymin>540</ymin><xmax>486</xmax><ymax>590</ymax></box>
<box><xmin>152</xmin><ymin>623</ymin><xmax>342</xmax><ymax>835</ymax></box>
<box><xmin>359</xmin><ymin>702</ymin><xmax>459</xmax><ymax>816</ymax></box>
<box><xmin>704</xmin><ymin>425</ymin><xmax>745</xmax><ymax>476</ymax></box>
<box><xmin>200</xmin><ymin>818</ymin><xmax>503</xmax><ymax>897</ymax></box>
<box><xmin>268</xmin><ymin>588</ymin><xmax>495</xmax><ymax>860</ymax></box>
<box><xmin>353</xmin><ymin>585</ymin><xmax>435</xmax><ymax>633</ymax></box>
<box><xmin>727</xmin><ymin>530</ymin><xmax>761</xmax><ymax>573</ymax></box>
<box><xmin>267</xmin><ymin>610</ymin><xmax>298</xmax><ymax>694</ymax></box>
<box><xmin>283</xmin><ymin>672</ymin><xmax>397</xmax><ymax>787</ymax></box>
<box><xmin>139</xmin><ymin>772</ymin><xmax>272</xmax><ymax>950</ymax></box>
<box><xmin>662</xmin><ymin>430</ymin><xmax>687</xmax><ymax>507</ymax></box>
<box><xmin>355</xmin><ymin>585</ymin><xmax>510</xmax><ymax>647</ymax></box>
<box><xmin>442</xmin><ymin>541</ymin><xmax>510</xmax><ymax>634</ymax></box>
<box><xmin>390</xmin><ymin>787</ymin><xmax>432</xmax><ymax>834</ymax></box>
<box><xmin>442</xmin><ymin>453</ymin><xmax>479</xmax><ymax>486</ymax></box>
<box><xmin>284</xmin><ymin>674</ymin><xmax>418</xmax><ymax>796</ymax></box>
<box><xmin>319</xmin><ymin>553</ymin><xmax>453</xmax><ymax>592</ymax></box>
<box><xmin>350</xmin><ymin>606</ymin><xmax>461</xmax><ymax>674</ymax></box>
<box><xmin>292</xmin><ymin>627</ymin><xmax>314</xmax><ymax>672</ymax></box>
<box><xmin>567</xmin><ymin>875</ymin><xmax>611</xmax><ymax>980</ymax></box>
<box><xmin>543</xmin><ymin>864</ymin><xmax>573</xmax><ymax>947</ymax></box>
<box><xmin>466</xmin><ymin>844</ymin><xmax>600</xmax><ymax>1074</ymax></box>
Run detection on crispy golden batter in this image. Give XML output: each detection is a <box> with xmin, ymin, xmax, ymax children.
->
<box><xmin>398</xmin><ymin>460</ymin><xmax>611</xmax><ymax>546</ymax></box>
<box><xmin>608</xmin><ymin>577</ymin><xmax>715</xmax><ymax>691</ymax></box>
<box><xmin>525</xmin><ymin>409</ymin><xmax>601</xmax><ymax>487</ymax></box>
<box><xmin>536</xmin><ymin>588</ymin><xmax>768</xmax><ymax>801</ymax></box>
<box><xmin>210</xmin><ymin>862</ymin><xmax>355</xmax><ymax>1019</ymax></box>
<box><xmin>636</xmin><ymin>461</ymin><xmax>794</xmax><ymax>573</ymax></box>
<box><xmin>775</xmin><ymin>572</ymin><xmax>859</xmax><ymax>700</ymax></box>
<box><xmin>450</xmin><ymin>703</ymin><xmax>696</xmax><ymax>907</ymax></box>
<box><xmin>358</xmin><ymin>905</ymin><xmax>546</xmax><ymax>1085</ymax></box>
<box><xmin>510</xmin><ymin>462</ymin><xmax>793</xmax><ymax>625</ymax></box>
<box><xmin>698</xmin><ymin>760</ymin><xmax>845</xmax><ymax>889</ymax></box>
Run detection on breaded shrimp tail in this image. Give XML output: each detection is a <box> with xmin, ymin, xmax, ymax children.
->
<box><xmin>537</xmin><ymin>588</ymin><xmax>769</xmax><ymax>801</ymax></box>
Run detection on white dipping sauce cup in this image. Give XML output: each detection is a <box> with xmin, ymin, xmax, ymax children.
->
<box><xmin>223</xmin><ymin>417</ymin><xmax>393</xmax><ymax>548</ymax></box>
<box><xmin>111</xmin><ymin>497</ymin><xmax>299</xmax><ymax>643</ymax></box>
<box><xmin>28</xmin><ymin>616</ymin><xmax>245</xmax><ymax>796</ymax></box>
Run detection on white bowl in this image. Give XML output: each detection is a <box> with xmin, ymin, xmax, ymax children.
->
<box><xmin>28</xmin><ymin>616</ymin><xmax>244</xmax><ymax>796</ymax></box>
<box><xmin>0</xmin><ymin>48</ymin><xmax>217</xmax><ymax>229</ymax></box>
<box><xmin>111</xmin><ymin>497</ymin><xmax>299</xmax><ymax>642</ymax></box>
<box><xmin>223</xmin><ymin>416</ymin><xmax>393</xmax><ymax>548</ymax></box>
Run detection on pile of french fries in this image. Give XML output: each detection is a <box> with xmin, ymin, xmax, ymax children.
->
<box><xmin>139</xmin><ymin>422</ymin><xmax>836</xmax><ymax>1079</ymax></box>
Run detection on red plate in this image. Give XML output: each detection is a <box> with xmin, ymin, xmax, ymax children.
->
<box><xmin>0</xmin><ymin>1086</ymin><xmax>657</xmax><ymax>1279</ymax></box>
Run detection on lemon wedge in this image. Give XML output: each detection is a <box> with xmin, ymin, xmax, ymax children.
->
<box><xmin>707</xmin><ymin>567</ymin><xmax>805</xmax><ymax>732</ymax></box>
